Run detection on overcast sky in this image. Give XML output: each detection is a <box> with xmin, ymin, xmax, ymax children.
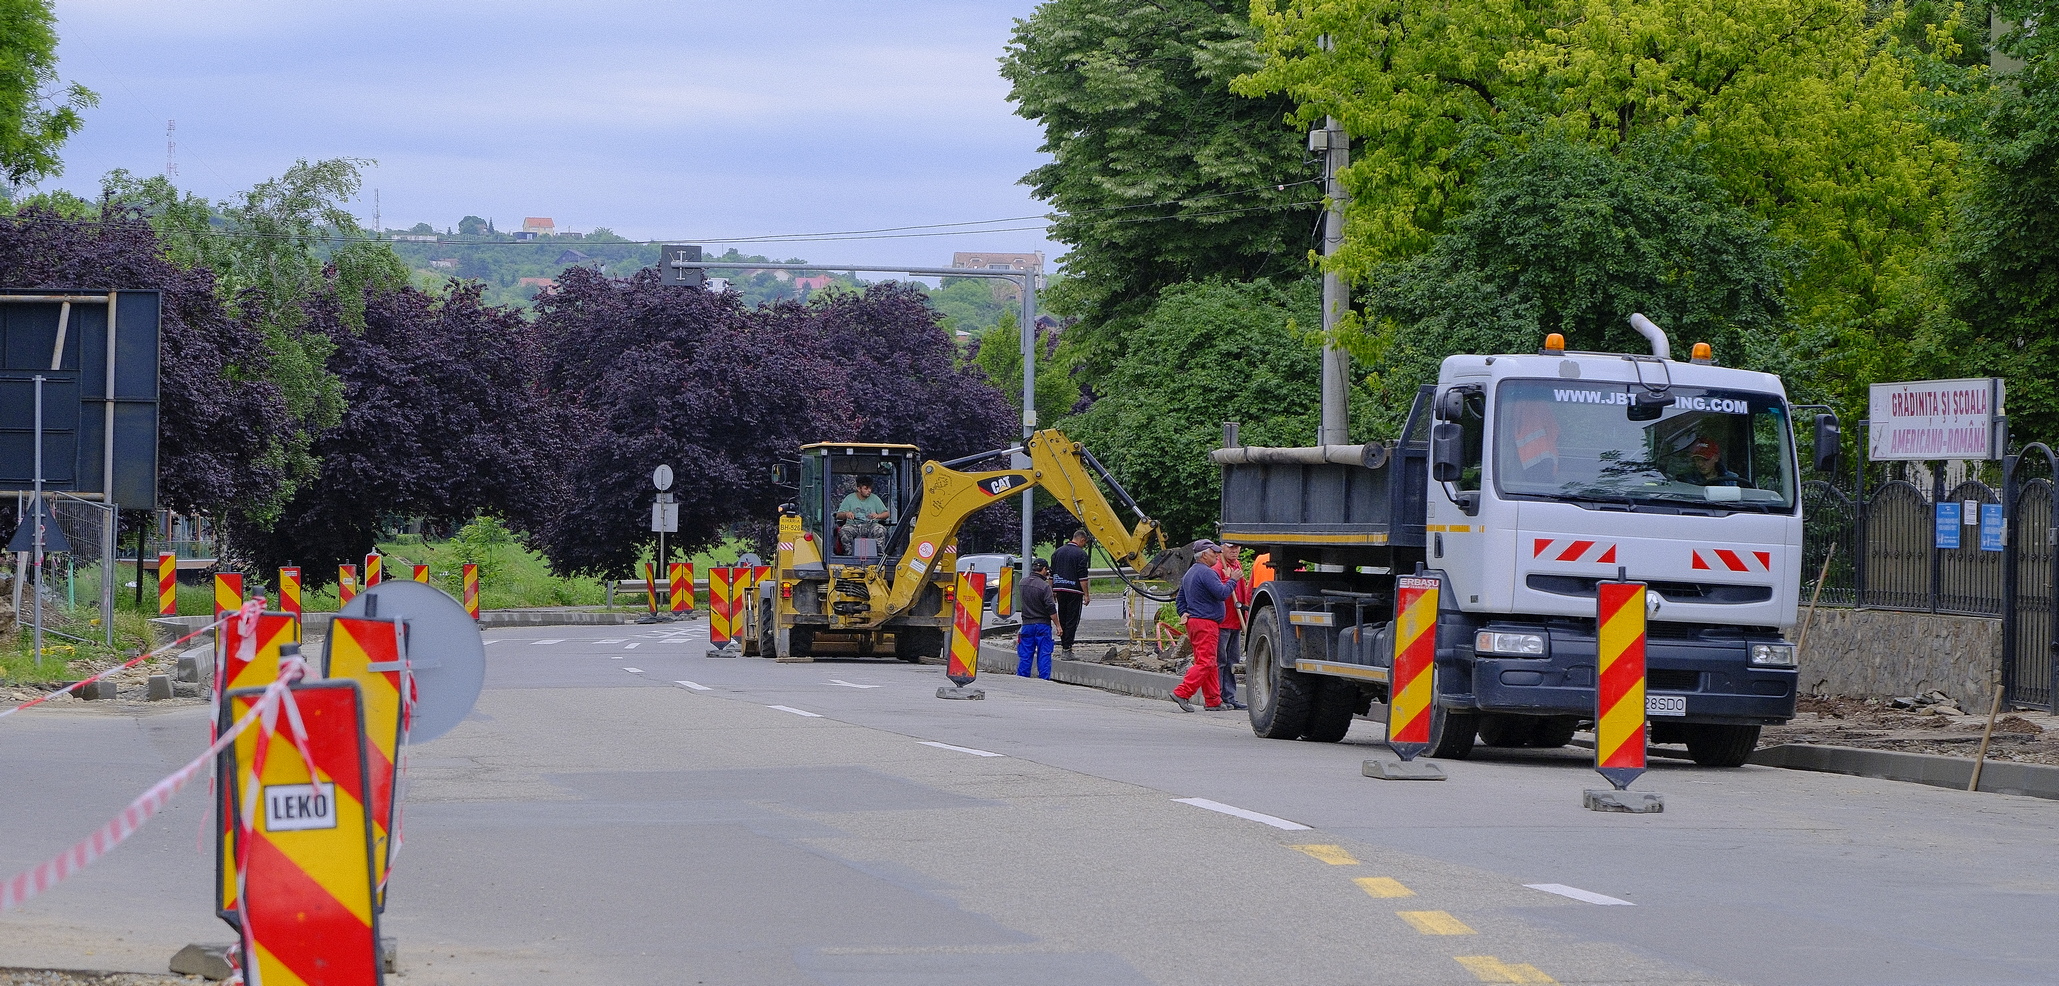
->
<box><xmin>42</xmin><ymin>0</ymin><xmax>1060</xmax><ymax>269</ymax></box>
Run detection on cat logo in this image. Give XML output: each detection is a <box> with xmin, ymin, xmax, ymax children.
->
<box><xmin>978</xmin><ymin>475</ymin><xmax>1029</xmax><ymax>497</ymax></box>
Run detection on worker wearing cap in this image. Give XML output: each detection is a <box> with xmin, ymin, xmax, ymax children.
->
<box><xmin>1682</xmin><ymin>437</ymin><xmax>1740</xmax><ymax>487</ymax></box>
<box><xmin>1170</xmin><ymin>540</ymin><xmax>1235</xmax><ymax>712</ymax></box>
<box><xmin>1015</xmin><ymin>557</ymin><xmax>1059</xmax><ymax>679</ymax></box>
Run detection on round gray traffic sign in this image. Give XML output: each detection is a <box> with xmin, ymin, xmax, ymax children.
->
<box><xmin>653</xmin><ymin>464</ymin><xmax>674</xmax><ymax>491</ymax></box>
<box><xmin>336</xmin><ymin>579</ymin><xmax>485</xmax><ymax>743</ymax></box>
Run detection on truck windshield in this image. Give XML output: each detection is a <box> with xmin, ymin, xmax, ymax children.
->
<box><xmin>1493</xmin><ymin>379</ymin><xmax>1796</xmax><ymax>510</ymax></box>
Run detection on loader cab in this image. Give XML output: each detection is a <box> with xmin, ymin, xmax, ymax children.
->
<box><xmin>796</xmin><ymin>442</ymin><xmax>923</xmax><ymax>563</ymax></box>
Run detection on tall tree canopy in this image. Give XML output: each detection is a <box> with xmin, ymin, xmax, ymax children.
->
<box><xmin>1002</xmin><ymin>0</ymin><xmax>1322</xmax><ymax>383</ymax></box>
<box><xmin>0</xmin><ymin>0</ymin><xmax>94</xmax><ymax>187</ymax></box>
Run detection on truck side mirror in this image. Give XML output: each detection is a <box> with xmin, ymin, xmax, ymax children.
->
<box><xmin>1431</xmin><ymin>422</ymin><xmax>1464</xmax><ymax>482</ymax></box>
<box><xmin>1812</xmin><ymin>414</ymin><xmax>1842</xmax><ymax>473</ymax></box>
<box><xmin>1434</xmin><ymin>389</ymin><xmax>1468</xmax><ymax>423</ymax></box>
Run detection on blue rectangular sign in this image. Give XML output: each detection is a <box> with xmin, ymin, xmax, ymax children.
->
<box><xmin>1935</xmin><ymin>502</ymin><xmax>1962</xmax><ymax>549</ymax></box>
<box><xmin>1980</xmin><ymin>503</ymin><xmax>2005</xmax><ymax>552</ymax></box>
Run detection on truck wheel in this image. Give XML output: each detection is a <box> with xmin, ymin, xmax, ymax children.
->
<box><xmin>1683</xmin><ymin>723</ymin><xmax>1761</xmax><ymax>767</ymax></box>
<box><xmin>1477</xmin><ymin>714</ymin><xmax>1538</xmax><ymax>748</ymax></box>
<box><xmin>1302</xmin><ymin>679</ymin><xmax>1359</xmax><ymax>743</ymax></box>
<box><xmin>758</xmin><ymin>601</ymin><xmax>776</xmax><ymax>658</ymax></box>
<box><xmin>1424</xmin><ymin>668</ymin><xmax>1480</xmax><ymax>761</ymax></box>
<box><xmin>895</xmin><ymin>627</ymin><xmax>944</xmax><ymax>663</ymax></box>
<box><xmin>1246</xmin><ymin>607</ymin><xmax>1316</xmax><ymax>740</ymax></box>
<box><xmin>1531</xmin><ymin>717</ymin><xmax>1579</xmax><ymax>749</ymax></box>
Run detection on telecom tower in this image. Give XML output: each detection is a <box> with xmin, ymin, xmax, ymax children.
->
<box><xmin>164</xmin><ymin>120</ymin><xmax>177</xmax><ymax>179</ymax></box>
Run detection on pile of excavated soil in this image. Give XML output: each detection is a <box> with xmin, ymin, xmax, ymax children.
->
<box><xmin>1762</xmin><ymin>696</ymin><xmax>2059</xmax><ymax>765</ymax></box>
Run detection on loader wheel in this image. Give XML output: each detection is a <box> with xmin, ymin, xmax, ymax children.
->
<box><xmin>758</xmin><ymin>601</ymin><xmax>776</xmax><ymax>659</ymax></box>
<box><xmin>1302</xmin><ymin>678</ymin><xmax>1361</xmax><ymax>743</ymax></box>
<box><xmin>1246</xmin><ymin>607</ymin><xmax>1316</xmax><ymax>740</ymax></box>
<box><xmin>1683</xmin><ymin>723</ymin><xmax>1761</xmax><ymax>767</ymax></box>
<box><xmin>895</xmin><ymin>627</ymin><xmax>944</xmax><ymax>663</ymax></box>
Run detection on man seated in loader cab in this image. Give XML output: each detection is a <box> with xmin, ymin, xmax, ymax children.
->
<box><xmin>836</xmin><ymin>476</ymin><xmax>893</xmax><ymax>553</ymax></box>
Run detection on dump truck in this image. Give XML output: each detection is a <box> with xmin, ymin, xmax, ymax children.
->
<box><xmin>743</xmin><ymin>429</ymin><xmax>1168</xmax><ymax>661</ymax></box>
<box><xmin>1215</xmin><ymin>318</ymin><xmax>1839</xmax><ymax>765</ymax></box>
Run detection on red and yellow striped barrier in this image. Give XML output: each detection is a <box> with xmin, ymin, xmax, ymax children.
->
<box><xmin>463</xmin><ymin>563</ymin><xmax>480</xmax><ymax>619</ymax></box>
<box><xmin>669</xmin><ymin>562</ymin><xmax>693</xmax><ymax>613</ymax></box>
<box><xmin>324</xmin><ymin>617</ymin><xmax>408</xmax><ymax>909</ymax></box>
<box><xmin>214</xmin><ymin>610</ymin><xmax>301</xmax><ymax>923</ymax></box>
<box><xmin>995</xmin><ymin>564</ymin><xmax>1015</xmax><ymax>619</ymax></box>
<box><xmin>1387</xmin><ymin>575</ymin><xmax>1439</xmax><ymax>759</ymax></box>
<box><xmin>1595</xmin><ymin>580</ymin><xmax>1648</xmax><ymax>790</ymax></box>
<box><xmin>708</xmin><ymin>568</ymin><xmax>735</xmax><ymax>644</ymax></box>
<box><xmin>338</xmin><ymin>564</ymin><xmax>358</xmax><ymax>605</ymax></box>
<box><xmin>947</xmin><ymin>571</ymin><xmax>986</xmax><ymax>686</ymax></box>
<box><xmin>157</xmin><ymin>553</ymin><xmax>177</xmax><ymax>616</ymax></box>
<box><xmin>411</xmin><ymin>564</ymin><xmax>429</xmax><ymax>584</ymax></box>
<box><xmin>277</xmin><ymin>567</ymin><xmax>302</xmax><ymax>640</ymax></box>
<box><xmin>364</xmin><ymin>553</ymin><xmax>383</xmax><ymax>587</ymax></box>
<box><xmin>643</xmin><ymin>563</ymin><xmax>661</xmax><ymax>615</ymax></box>
<box><xmin>223</xmin><ymin>680</ymin><xmax>381</xmax><ymax>985</ymax></box>
<box><xmin>213</xmin><ymin>573</ymin><xmax>242</xmax><ymax>618</ymax></box>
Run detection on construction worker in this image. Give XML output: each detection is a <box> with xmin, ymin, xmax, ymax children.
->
<box><xmin>1050</xmin><ymin>528</ymin><xmax>1091</xmax><ymax>658</ymax></box>
<box><xmin>1015</xmin><ymin>557</ymin><xmax>1058</xmax><ymax>679</ymax></box>
<box><xmin>1213</xmin><ymin>542</ymin><xmax>1251</xmax><ymax>710</ymax></box>
<box><xmin>1169</xmin><ymin>540</ymin><xmax>1234</xmax><ymax>712</ymax></box>
<box><xmin>1510</xmin><ymin>396</ymin><xmax>1562</xmax><ymax>483</ymax></box>
<box><xmin>835</xmin><ymin>476</ymin><xmax>891</xmax><ymax>551</ymax></box>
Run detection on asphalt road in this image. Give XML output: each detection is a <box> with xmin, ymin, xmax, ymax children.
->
<box><xmin>4</xmin><ymin>619</ymin><xmax>2057</xmax><ymax>985</ymax></box>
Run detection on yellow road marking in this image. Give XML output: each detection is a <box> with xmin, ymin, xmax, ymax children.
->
<box><xmin>1397</xmin><ymin>910</ymin><xmax>1476</xmax><ymax>935</ymax></box>
<box><xmin>1354</xmin><ymin>876</ymin><xmax>1415</xmax><ymax>898</ymax></box>
<box><xmin>1455</xmin><ymin>955</ymin><xmax>1558</xmax><ymax>983</ymax></box>
<box><xmin>1288</xmin><ymin>844</ymin><xmax>1360</xmax><ymax>866</ymax></box>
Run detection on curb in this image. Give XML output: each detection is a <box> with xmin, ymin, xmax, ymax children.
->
<box><xmin>976</xmin><ymin>642</ymin><xmax>1181</xmax><ymax>699</ymax></box>
<box><xmin>1748</xmin><ymin>743</ymin><xmax>2059</xmax><ymax>800</ymax></box>
<box><xmin>152</xmin><ymin>609</ymin><xmax>645</xmax><ymax>645</ymax></box>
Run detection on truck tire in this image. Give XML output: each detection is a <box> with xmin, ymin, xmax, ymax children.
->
<box><xmin>1477</xmin><ymin>714</ymin><xmax>1538</xmax><ymax>748</ymax></box>
<box><xmin>758</xmin><ymin>601</ymin><xmax>776</xmax><ymax>658</ymax></box>
<box><xmin>1531</xmin><ymin>717</ymin><xmax>1580</xmax><ymax>749</ymax></box>
<box><xmin>1425</xmin><ymin>668</ymin><xmax>1480</xmax><ymax>760</ymax></box>
<box><xmin>895</xmin><ymin>627</ymin><xmax>944</xmax><ymax>663</ymax></box>
<box><xmin>1302</xmin><ymin>679</ymin><xmax>1359</xmax><ymax>743</ymax></box>
<box><xmin>1683</xmin><ymin>723</ymin><xmax>1761</xmax><ymax>767</ymax></box>
<box><xmin>1246</xmin><ymin>607</ymin><xmax>1316</xmax><ymax>740</ymax></box>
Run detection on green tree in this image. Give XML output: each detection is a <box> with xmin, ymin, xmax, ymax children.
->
<box><xmin>1239</xmin><ymin>0</ymin><xmax>1962</xmax><ymax>411</ymax></box>
<box><xmin>1923</xmin><ymin>0</ymin><xmax>2059</xmax><ymax>440</ymax></box>
<box><xmin>458</xmin><ymin>215</ymin><xmax>488</xmax><ymax>236</ymax></box>
<box><xmin>973</xmin><ymin>310</ymin><xmax>1079</xmax><ymax>422</ymax></box>
<box><xmin>0</xmin><ymin>0</ymin><xmax>95</xmax><ymax>187</ymax></box>
<box><xmin>1068</xmin><ymin>278</ymin><xmax>1325</xmax><ymax>540</ymax></box>
<box><xmin>1001</xmin><ymin>0</ymin><xmax>1322</xmax><ymax>385</ymax></box>
<box><xmin>1357</xmin><ymin>134</ymin><xmax>1799</xmax><ymax>430</ymax></box>
<box><xmin>927</xmin><ymin>276</ymin><xmax>1012</xmax><ymax>335</ymax></box>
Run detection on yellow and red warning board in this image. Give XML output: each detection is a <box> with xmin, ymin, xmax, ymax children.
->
<box><xmin>278</xmin><ymin>567</ymin><xmax>303</xmax><ymax>640</ymax></box>
<box><xmin>1387</xmin><ymin>576</ymin><xmax>1439</xmax><ymax>759</ymax></box>
<box><xmin>411</xmin><ymin>564</ymin><xmax>429</xmax><ymax>584</ymax></box>
<box><xmin>994</xmin><ymin>564</ymin><xmax>1015</xmax><ymax>619</ymax></box>
<box><xmin>157</xmin><ymin>552</ymin><xmax>177</xmax><ymax>616</ymax></box>
<box><xmin>215</xmin><ymin>611</ymin><xmax>305</xmax><ymax>921</ymax></box>
<box><xmin>709</xmin><ymin>568</ymin><xmax>736</xmax><ymax>644</ymax></box>
<box><xmin>669</xmin><ymin>562</ymin><xmax>693</xmax><ymax>613</ymax></box>
<box><xmin>221</xmin><ymin>680</ymin><xmax>382</xmax><ymax>985</ymax></box>
<box><xmin>214</xmin><ymin>573</ymin><xmax>242</xmax><ymax>618</ymax></box>
<box><xmin>339</xmin><ymin>564</ymin><xmax>359</xmax><ymax>604</ymax></box>
<box><xmin>463</xmin><ymin>563</ymin><xmax>480</xmax><ymax>619</ymax></box>
<box><xmin>364</xmin><ymin>553</ymin><xmax>383</xmax><ymax>587</ymax></box>
<box><xmin>1595</xmin><ymin>579</ymin><xmax>1648</xmax><ymax>790</ymax></box>
<box><xmin>947</xmin><ymin>571</ymin><xmax>986</xmax><ymax>686</ymax></box>
<box><xmin>325</xmin><ymin>617</ymin><xmax>409</xmax><ymax>909</ymax></box>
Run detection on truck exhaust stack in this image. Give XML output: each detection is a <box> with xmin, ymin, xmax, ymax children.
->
<box><xmin>1629</xmin><ymin>313</ymin><xmax>1671</xmax><ymax>360</ymax></box>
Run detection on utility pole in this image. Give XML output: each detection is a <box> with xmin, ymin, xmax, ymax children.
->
<box><xmin>1019</xmin><ymin>266</ymin><xmax>1038</xmax><ymax>585</ymax></box>
<box><xmin>1315</xmin><ymin>115</ymin><xmax>1351</xmax><ymax>446</ymax></box>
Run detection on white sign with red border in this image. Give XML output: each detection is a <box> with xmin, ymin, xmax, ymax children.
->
<box><xmin>1868</xmin><ymin>378</ymin><xmax>2004</xmax><ymax>461</ymax></box>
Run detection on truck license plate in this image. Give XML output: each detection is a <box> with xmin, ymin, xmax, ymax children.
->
<box><xmin>1646</xmin><ymin>695</ymin><xmax>1686</xmax><ymax>717</ymax></box>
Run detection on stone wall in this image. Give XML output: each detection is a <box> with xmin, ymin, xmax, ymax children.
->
<box><xmin>1798</xmin><ymin>607</ymin><xmax>2001</xmax><ymax>709</ymax></box>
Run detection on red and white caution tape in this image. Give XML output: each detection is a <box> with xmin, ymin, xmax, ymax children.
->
<box><xmin>0</xmin><ymin>656</ymin><xmax>305</xmax><ymax>914</ymax></box>
<box><xmin>0</xmin><ymin>613</ymin><xmax>231</xmax><ymax>721</ymax></box>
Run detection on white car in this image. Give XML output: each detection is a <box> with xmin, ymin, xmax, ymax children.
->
<box><xmin>954</xmin><ymin>553</ymin><xmax>1020</xmax><ymax>609</ymax></box>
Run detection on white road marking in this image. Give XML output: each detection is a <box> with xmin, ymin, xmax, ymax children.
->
<box><xmin>1172</xmin><ymin>798</ymin><xmax>1311</xmax><ymax>831</ymax></box>
<box><xmin>1525</xmin><ymin>883</ymin><xmax>1634</xmax><ymax>906</ymax></box>
<box><xmin>828</xmin><ymin>680</ymin><xmax>881</xmax><ymax>689</ymax></box>
<box><xmin>530</xmin><ymin>639</ymin><xmax>566</xmax><ymax>645</ymax></box>
<box><xmin>674</xmin><ymin>680</ymin><xmax>711</xmax><ymax>691</ymax></box>
<box><xmin>483</xmin><ymin>639</ymin><xmax>504</xmax><ymax>646</ymax></box>
<box><xmin>919</xmin><ymin>741</ymin><xmax>1003</xmax><ymax>757</ymax></box>
<box><xmin>624</xmin><ymin>642</ymin><xmax>640</xmax><ymax>649</ymax></box>
<box><xmin>595</xmin><ymin>638</ymin><xmax>626</xmax><ymax>644</ymax></box>
<box><xmin>612</xmin><ymin>656</ymin><xmax>624</xmax><ymax>660</ymax></box>
<box><xmin>623</xmin><ymin>667</ymin><xmax>644</xmax><ymax>673</ymax></box>
<box><xmin>767</xmin><ymin>705</ymin><xmax>823</xmax><ymax>718</ymax></box>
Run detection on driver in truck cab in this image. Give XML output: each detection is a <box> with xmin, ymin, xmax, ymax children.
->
<box><xmin>836</xmin><ymin>477</ymin><xmax>891</xmax><ymax>551</ymax></box>
<box><xmin>1679</xmin><ymin>436</ymin><xmax>1740</xmax><ymax>487</ymax></box>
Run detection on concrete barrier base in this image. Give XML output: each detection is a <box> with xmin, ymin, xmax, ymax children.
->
<box><xmin>170</xmin><ymin>943</ymin><xmax>236</xmax><ymax>980</ymax></box>
<box><xmin>1363</xmin><ymin>757</ymin><xmax>1447</xmax><ymax>780</ymax></box>
<box><xmin>1584</xmin><ymin>789</ymin><xmax>1665</xmax><ymax>813</ymax></box>
<box><xmin>936</xmin><ymin>685</ymin><xmax>985</xmax><ymax>700</ymax></box>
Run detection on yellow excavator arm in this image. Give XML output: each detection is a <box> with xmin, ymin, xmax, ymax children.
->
<box><xmin>881</xmin><ymin>429</ymin><xmax>1164</xmax><ymax>617</ymax></box>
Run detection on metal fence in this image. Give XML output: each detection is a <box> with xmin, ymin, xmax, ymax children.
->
<box><xmin>2003</xmin><ymin>447</ymin><xmax>2056</xmax><ymax>711</ymax></box>
<box><xmin>1801</xmin><ymin>476</ymin><xmax>2004</xmax><ymax>617</ymax></box>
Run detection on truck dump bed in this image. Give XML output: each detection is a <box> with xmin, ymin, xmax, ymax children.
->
<box><xmin>1213</xmin><ymin>394</ymin><xmax>1432</xmax><ymax>551</ymax></box>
